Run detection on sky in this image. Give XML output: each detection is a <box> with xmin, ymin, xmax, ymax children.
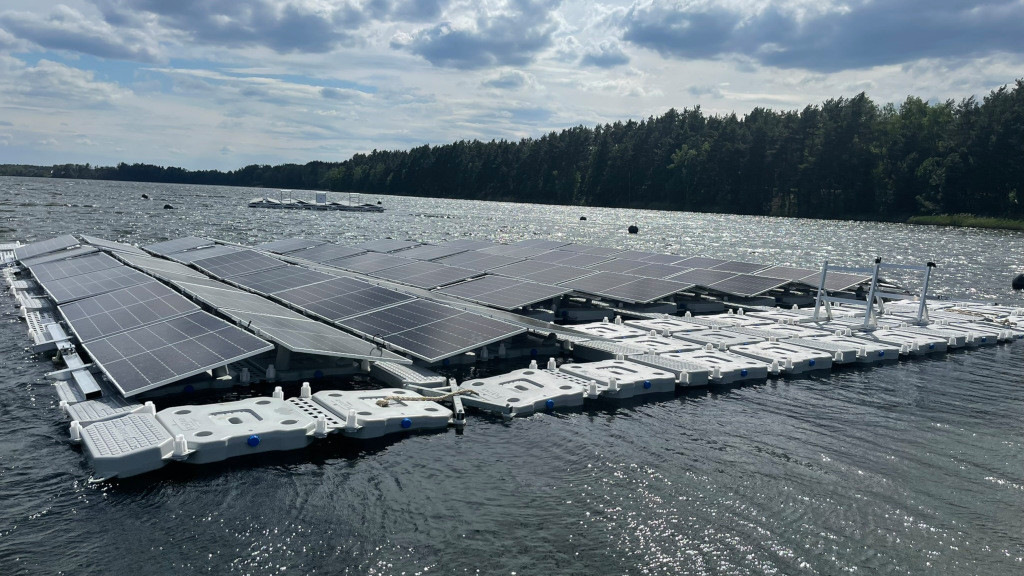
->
<box><xmin>0</xmin><ymin>0</ymin><xmax>1022</xmax><ymax>170</ymax></box>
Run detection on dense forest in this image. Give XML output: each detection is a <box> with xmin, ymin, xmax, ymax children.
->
<box><xmin>5</xmin><ymin>80</ymin><xmax>1023</xmax><ymax>221</ymax></box>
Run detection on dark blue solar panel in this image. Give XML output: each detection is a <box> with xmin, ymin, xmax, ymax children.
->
<box><xmin>58</xmin><ymin>281</ymin><xmax>199</xmax><ymax>342</ymax></box>
<box><xmin>192</xmin><ymin>249</ymin><xmax>287</xmax><ymax>279</ymax></box>
<box><xmin>230</xmin><ymin>265</ymin><xmax>334</xmax><ymax>294</ymax></box>
<box><xmin>14</xmin><ymin>235</ymin><xmax>79</xmax><ymax>261</ymax></box>
<box><xmin>30</xmin><ymin>253</ymin><xmax>122</xmax><ymax>282</ymax></box>
<box><xmin>289</xmin><ymin>243</ymin><xmax>366</xmax><ymax>263</ymax></box>
<box><xmin>40</xmin><ymin>266</ymin><xmax>154</xmax><ymax>304</ymax></box>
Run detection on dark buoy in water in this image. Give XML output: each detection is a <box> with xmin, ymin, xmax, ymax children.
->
<box><xmin>141</xmin><ymin>193</ymin><xmax>149</xmax><ymax>199</ymax></box>
<box><xmin>163</xmin><ymin>203</ymin><xmax>175</xmax><ymax>210</ymax></box>
<box><xmin>1013</xmin><ymin>273</ymin><xmax>1024</xmax><ymax>290</ymax></box>
<box><xmin>628</xmin><ymin>224</ymin><xmax>639</xmax><ymax>234</ymax></box>
<box><xmin>377</xmin><ymin>200</ymin><xmax>382</xmax><ymax>205</ymax></box>
<box><xmin>580</xmin><ymin>216</ymin><xmax>587</xmax><ymax>221</ymax></box>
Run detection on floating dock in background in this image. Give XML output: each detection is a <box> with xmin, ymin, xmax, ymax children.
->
<box><xmin>3</xmin><ymin>234</ymin><xmax>1022</xmax><ymax>480</ymax></box>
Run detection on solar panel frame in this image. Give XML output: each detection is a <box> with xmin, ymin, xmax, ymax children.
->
<box><xmin>354</xmin><ymin>239</ymin><xmax>421</xmax><ymax>253</ymax></box>
<box><xmin>708</xmin><ymin>273</ymin><xmax>791</xmax><ymax>297</ymax></box>
<box><xmin>82</xmin><ymin>311</ymin><xmax>274</xmax><ymax>396</ymax></box>
<box><xmin>144</xmin><ymin>237</ymin><xmax>214</xmax><ymax>256</ymax></box>
<box><xmin>256</xmin><ymin>238</ymin><xmax>326</xmax><ymax>254</ymax></box>
<box><xmin>326</xmin><ymin>252</ymin><xmax>414</xmax><ymax>274</ymax></box>
<box><xmin>30</xmin><ymin>252</ymin><xmax>123</xmax><ymax>282</ymax></box>
<box><xmin>288</xmin><ymin>243</ymin><xmax>366</xmax><ymax>263</ymax></box>
<box><xmin>39</xmin><ymin>266</ymin><xmax>155</xmax><ymax>304</ymax></box>
<box><xmin>710</xmin><ymin>260</ymin><xmax>771</xmax><ymax>274</ymax></box>
<box><xmin>666</xmin><ymin>268</ymin><xmax>737</xmax><ymax>287</ymax></box>
<box><xmin>192</xmin><ymin>249</ymin><xmax>288</xmax><ymax>279</ymax></box>
<box><xmin>58</xmin><ymin>281</ymin><xmax>199</xmax><ymax>342</ymax></box>
<box><xmin>14</xmin><ymin>235</ymin><xmax>79</xmax><ymax>262</ymax></box>
<box><xmin>229</xmin><ymin>265</ymin><xmax>334</xmax><ymax>295</ymax></box>
<box><xmin>434</xmin><ymin>251</ymin><xmax>525</xmax><ymax>272</ymax></box>
<box><xmin>168</xmin><ymin>245</ymin><xmax>241</xmax><ymax>264</ymax></box>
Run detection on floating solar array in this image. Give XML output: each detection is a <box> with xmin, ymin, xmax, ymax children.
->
<box><xmin>337</xmin><ymin>300</ymin><xmax>525</xmax><ymax>363</ymax></box>
<box><xmin>756</xmin><ymin>266</ymin><xmax>821</xmax><ymax>284</ymax></box>
<box><xmin>559</xmin><ymin>244</ymin><xmax>624</xmax><ymax>257</ymax></box>
<box><xmin>666</xmin><ymin>268</ymin><xmax>737</xmax><ymax>288</ymax></box>
<box><xmin>435</xmin><ymin>251</ymin><xmax>524</xmax><ymax>272</ymax></box>
<box><xmin>560</xmin><ymin>272</ymin><xmax>693</xmax><ymax>303</ymax></box>
<box><xmin>168</xmin><ymin>244</ymin><xmax>241</xmax><ymax>264</ymax></box>
<box><xmin>328</xmin><ymin>252</ymin><xmax>414</xmax><ymax>274</ymax></box>
<box><xmin>439</xmin><ymin>238</ymin><xmax>497</xmax><ymax>251</ymax></box>
<box><xmin>354</xmin><ymin>239</ymin><xmax>420</xmax><ymax>253</ymax></box>
<box><xmin>711</xmin><ymin>260</ymin><xmax>771</xmax><ymax>274</ymax></box>
<box><xmin>677</xmin><ymin>256</ymin><xmax>729</xmax><ymax>269</ymax></box>
<box><xmin>591</xmin><ymin>258</ymin><xmax>651</xmax><ymax>274</ymax></box>
<box><xmin>623</xmin><ymin>262</ymin><xmax>691</xmax><ymax>279</ymax></box>
<box><xmin>287</xmin><ymin>243</ymin><xmax>365</xmax><ymax>264</ymax></box>
<box><xmin>637</xmin><ymin>253</ymin><xmax>690</xmax><ymax>266</ymax></box>
<box><xmin>229</xmin><ymin>265</ymin><xmax>334</xmax><ymax>295</ymax></box>
<box><xmin>80</xmin><ymin>235</ymin><xmax>148</xmax><ymax>256</ymax></box>
<box><xmin>192</xmin><ymin>249</ymin><xmax>287</xmax><ymax>279</ymax></box>
<box><xmin>81</xmin><ymin>311</ymin><xmax>274</xmax><ymax>396</ymax></box>
<box><xmin>144</xmin><ymin>236</ymin><xmax>214</xmax><ymax>256</ymax></box>
<box><xmin>370</xmin><ymin>260</ymin><xmax>480</xmax><ymax>289</ymax></box>
<box><xmin>256</xmin><ymin>238</ymin><xmax>325</xmax><ymax>254</ymax></box>
<box><xmin>29</xmin><ymin>252</ymin><xmax>122</xmax><ymax>282</ymax></box>
<box><xmin>38</xmin><ymin>265</ymin><xmax>154</xmax><ymax>304</ymax></box>
<box><xmin>275</xmin><ymin>277</ymin><xmax>415</xmax><ymax>321</ymax></box>
<box><xmin>528</xmin><ymin>250</ymin><xmax>615</xmax><ymax>268</ymax></box>
<box><xmin>14</xmin><ymin>234</ymin><xmax>79</xmax><ymax>261</ymax></box>
<box><xmin>58</xmin><ymin>281</ymin><xmax>199</xmax><ymax>342</ymax></box>
<box><xmin>819</xmin><ymin>272</ymin><xmax>875</xmax><ymax>292</ymax></box>
<box><xmin>435</xmin><ymin>275</ymin><xmax>570</xmax><ymax>310</ymax></box>
<box><xmin>398</xmin><ymin>243</ymin><xmax>475</xmax><ymax>261</ymax></box>
<box><xmin>116</xmin><ymin>252</ymin><xmax>208</xmax><ymax>279</ymax></box>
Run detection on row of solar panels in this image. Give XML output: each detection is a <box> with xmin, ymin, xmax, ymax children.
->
<box><xmin>136</xmin><ymin>236</ymin><xmax>528</xmax><ymax>366</ymax></box>
<box><xmin>245</xmin><ymin>235</ymin><xmax>871</xmax><ymax>308</ymax></box>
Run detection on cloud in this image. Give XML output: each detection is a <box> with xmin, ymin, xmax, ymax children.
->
<box><xmin>0</xmin><ymin>56</ymin><xmax>131</xmax><ymax>107</ymax></box>
<box><xmin>580</xmin><ymin>40</ymin><xmax>629</xmax><ymax>68</ymax></box>
<box><xmin>395</xmin><ymin>0</ymin><xmax>562</xmax><ymax>69</ymax></box>
<box><xmin>482</xmin><ymin>69</ymin><xmax>536</xmax><ymax>90</ymax></box>
<box><xmin>0</xmin><ymin>5</ymin><xmax>163</xmax><ymax>62</ymax></box>
<box><xmin>619</xmin><ymin>0</ymin><xmax>1024</xmax><ymax>72</ymax></box>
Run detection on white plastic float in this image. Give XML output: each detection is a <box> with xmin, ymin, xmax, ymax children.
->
<box><xmin>457</xmin><ymin>367</ymin><xmax>587</xmax><ymax>417</ymax></box>
<box><xmin>660</xmin><ymin>347</ymin><xmax>770</xmax><ymax>385</ymax></box>
<box><xmin>855</xmin><ymin>328</ymin><xmax>948</xmax><ymax>356</ymax></box>
<box><xmin>625</xmin><ymin>352</ymin><xmax>711</xmax><ymax>387</ymax></box>
<box><xmin>802</xmin><ymin>334</ymin><xmax>900</xmax><ymax>364</ymax></box>
<box><xmin>570</xmin><ymin>318</ymin><xmax>650</xmax><ymax>340</ymax></box>
<box><xmin>672</xmin><ymin>327</ymin><xmax>764</xmax><ymax>350</ymax></box>
<box><xmin>558</xmin><ymin>359</ymin><xmax>677</xmax><ymax>398</ymax></box>
<box><xmin>728</xmin><ymin>341</ymin><xmax>833</xmax><ymax>375</ymax></box>
<box><xmin>307</xmin><ymin>388</ymin><xmax>452</xmax><ymax>439</ymax></box>
<box><xmin>624</xmin><ymin>316</ymin><xmax>715</xmax><ymax>336</ymax></box>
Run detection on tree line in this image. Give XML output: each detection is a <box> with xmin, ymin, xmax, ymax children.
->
<box><xmin>5</xmin><ymin>79</ymin><xmax>1022</xmax><ymax>221</ymax></box>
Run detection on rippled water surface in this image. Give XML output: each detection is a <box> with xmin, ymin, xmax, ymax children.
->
<box><xmin>0</xmin><ymin>177</ymin><xmax>1021</xmax><ymax>575</ymax></box>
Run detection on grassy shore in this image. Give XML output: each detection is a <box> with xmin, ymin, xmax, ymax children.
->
<box><xmin>907</xmin><ymin>214</ymin><xmax>1024</xmax><ymax>231</ymax></box>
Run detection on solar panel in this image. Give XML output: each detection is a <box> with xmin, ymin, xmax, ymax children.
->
<box><xmin>80</xmin><ymin>235</ymin><xmax>148</xmax><ymax>255</ymax></box>
<box><xmin>229</xmin><ymin>265</ymin><xmax>334</xmax><ymax>295</ymax></box>
<box><xmin>256</xmin><ymin>238</ymin><xmax>326</xmax><ymax>254</ymax></box>
<box><xmin>528</xmin><ymin>251</ymin><xmax>614</xmax><ymax>268</ymax></box>
<box><xmin>118</xmin><ymin>252</ymin><xmax>208</xmax><ymax>278</ymax></box>
<box><xmin>337</xmin><ymin>300</ymin><xmax>525</xmax><ymax>363</ymax></box>
<box><xmin>512</xmin><ymin>238</ymin><xmax>573</xmax><ymax>250</ymax></box>
<box><xmin>168</xmin><ymin>245</ymin><xmax>241</xmax><ymax>264</ymax></box>
<box><xmin>39</xmin><ymin>266</ymin><xmax>154</xmax><ymax>304</ymax></box>
<box><xmin>274</xmin><ymin>277</ymin><xmax>414</xmax><ymax>321</ymax></box>
<box><xmin>559</xmin><ymin>244</ymin><xmax>625</xmax><ymax>257</ymax></box>
<box><xmin>354</xmin><ymin>239</ymin><xmax>420</xmax><ymax>253</ymax></box>
<box><xmin>18</xmin><ymin>247</ymin><xmax>98</xmax><ymax>271</ymax></box>
<box><xmin>559</xmin><ymin>270</ymin><xmax>634</xmax><ymax>293</ymax></box>
<box><xmin>328</xmin><ymin>252</ymin><xmax>414</xmax><ymax>274</ymax></box>
<box><xmin>757</xmin><ymin>266</ymin><xmax>821</xmax><ymax>283</ymax></box>
<box><xmin>589</xmin><ymin>258</ymin><xmax>645</xmax><ymax>274</ymax></box>
<box><xmin>435</xmin><ymin>251</ymin><xmax>524</xmax><ymax>271</ymax></box>
<box><xmin>82</xmin><ymin>311</ymin><xmax>273</xmax><ymax>396</ymax></box>
<box><xmin>288</xmin><ymin>243</ymin><xmax>366</xmax><ymax>263</ymax></box>
<box><xmin>710</xmin><ymin>260</ymin><xmax>771</xmax><ymax>274</ymax></box>
<box><xmin>441</xmin><ymin>239</ymin><xmax>497</xmax><ymax>250</ymax></box>
<box><xmin>14</xmin><ymin>235</ymin><xmax>79</xmax><ymax>262</ymax></box>
<box><xmin>192</xmin><ymin>249</ymin><xmax>287</xmax><ymax>279</ymax></box>
<box><xmin>398</xmin><ymin>244</ymin><xmax>473</xmax><ymax>261</ymax></box>
<box><xmin>677</xmin><ymin>256</ymin><xmax>729</xmax><ymax>269</ymax></box>
<box><xmin>478</xmin><ymin>244</ymin><xmax>554</xmax><ymax>259</ymax></box>
<box><xmin>612</xmin><ymin>250</ymin><xmax>660</xmax><ymax>260</ymax></box>
<box><xmin>637</xmin><ymin>253</ymin><xmax>690</xmax><ymax>266</ymax></box>
<box><xmin>708</xmin><ymin>274</ymin><xmax>790</xmax><ymax>297</ymax></box>
<box><xmin>58</xmin><ymin>281</ymin><xmax>199</xmax><ymax>342</ymax></box>
<box><xmin>435</xmin><ymin>275</ymin><xmax>569</xmax><ymax>310</ymax></box>
<box><xmin>30</xmin><ymin>253</ymin><xmax>122</xmax><ymax>282</ymax></box>
<box><xmin>625</xmin><ymin>262</ymin><xmax>691</xmax><ymax>279</ymax></box>
<box><xmin>597</xmin><ymin>277</ymin><xmax>693</xmax><ymax>303</ymax></box>
<box><xmin>666</xmin><ymin>268</ymin><xmax>737</xmax><ymax>287</ymax></box>
<box><xmin>217</xmin><ymin>308</ymin><xmax>409</xmax><ymax>362</ymax></box>
<box><xmin>144</xmin><ymin>236</ymin><xmax>214</xmax><ymax>256</ymax></box>
<box><xmin>172</xmin><ymin>279</ymin><xmax>276</xmax><ymax>313</ymax></box>
<box><xmin>370</xmin><ymin>261</ymin><xmax>480</xmax><ymax>289</ymax></box>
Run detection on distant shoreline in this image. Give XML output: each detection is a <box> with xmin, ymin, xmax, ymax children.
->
<box><xmin>906</xmin><ymin>214</ymin><xmax>1024</xmax><ymax>231</ymax></box>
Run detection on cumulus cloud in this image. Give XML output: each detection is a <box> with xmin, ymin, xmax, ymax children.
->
<box><xmin>395</xmin><ymin>0</ymin><xmax>562</xmax><ymax>69</ymax></box>
<box><xmin>0</xmin><ymin>56</ymin><xmax>131</xmax><ymax>107</ymax></box>
<box><xmin>580</xmin><ymin>39</ymin><xmax>629</xmax><ymax>68</ymax></box>
<box><xmin>0</xmin><ymin>5</ymin><xmax>163</xmax><ymax>61</ymax></box>
<box><xmin>482</xmin><ymin>69</ymin><xmax>537</xmax><ymax>90</ymax></box>
<box><xmin>620</xmin><ymin>0</ymin><xmax>1024</xmax><ymax>72</ymax></box>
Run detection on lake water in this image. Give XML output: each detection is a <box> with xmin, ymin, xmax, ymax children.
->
<box><xmin>0</xmin><ymin>177</ymin><xmax>1021</xmax><ymax>575</ymax></box>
